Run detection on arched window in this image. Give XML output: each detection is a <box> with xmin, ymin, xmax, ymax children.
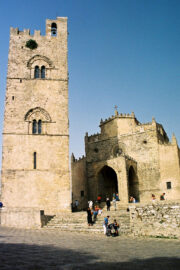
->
<box><xmin>51</xmin><ymin>23</ymin><xmax>57</xmax><ymax>36</ymax></box>
<box><xmin>34</xmin><ymin>66</ymin><xmax>40</xmax><ymax>78</ymax></box>
<box><xmin>32</xmin><ymin>120</ymin><xmax>37</xmax><ymax>134</ymax></box>
<box><xmin>33</xmin><ymin>152</ymin><xmax>37</xmax><ymax>169</ymax></box>
<box><xmin>38</xmin><ymin>120</ymin><xmax>42</xmax><ymax>134</ymax></box>
<box><xmin>41</xmin><ymin>66</ymin><xmax>45</xmax><ymax>79</ymax></box>
<box><xmin>25</xmin><ymin>107</ymin><xmax>52</xmax><ymax>135</ymax></box>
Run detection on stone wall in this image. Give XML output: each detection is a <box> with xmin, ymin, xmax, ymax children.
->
<box><xmin>1</xmin><ymin>17</ymin><xmax>71</xmax><ymax>216</ymax></box>
<box><xmin>129</xmin><ymin>202</ymin><xmax>180</xmax><ymax>238</ymax></box>
<box><xmin>71</xmin><ymin>156</ymin><xmax>88</xmax><ymax>210</ymax></box>
<box><xmin>0</xmin><ymin>207</ymin><xmax>41</xmax><ymax>228</ymax></box>
<box><xmin>159</xmin><ymin>143</ymin><xmax>180</xmax><ymax>200</ymax></box>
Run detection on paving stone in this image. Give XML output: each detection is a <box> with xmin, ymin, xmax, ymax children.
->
<box><xmin>0</xmin><ymin>226</ymin><xmax>180</xmax><ymax>269</ymax></box>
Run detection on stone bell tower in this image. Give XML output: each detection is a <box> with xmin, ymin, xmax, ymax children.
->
<box><xmin>1</xmin><ymin>17</ymin><xmax>70</xmax><ymax>225</ymax></box>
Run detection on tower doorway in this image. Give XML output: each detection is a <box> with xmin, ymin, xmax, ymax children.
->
<box><xmin>128</xmin><ymin>166</ymin><xmax>139</xmax><ymax>202</ymax></box>
<box><xmin>98</xmin><ymin>165</ymin><xmax>118</xmax><ymax>201</ymax></box>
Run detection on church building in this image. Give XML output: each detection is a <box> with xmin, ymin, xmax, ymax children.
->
<box><xmin>1</xmin><ymin>17</ymin><xmax>180</xmax><ymax>228</ymax></box>
<box><xmin>72</xmin><ymin>109</ymin><xmax>180</xmax><ymax>209</ymax></box>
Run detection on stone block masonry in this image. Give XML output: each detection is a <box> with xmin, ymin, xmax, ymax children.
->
<box><xmin>0</xmin><ymin>207</ymin><xmax>41</xmax><ymax>228</ymax></box>
<box><xmin>1</xmin><ymin>17</ymin><xmax>71</xmax><ymax>229</ymax></box>
<box><xmin>129</xmin><ymin>201</ymin><xmax>180</xmax><ymax>238</ymax></box>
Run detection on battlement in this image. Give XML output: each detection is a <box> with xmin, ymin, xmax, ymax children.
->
<box><xmin>100</xmin><ymin>111</ymin><xmax>138</xmax><ymax>126</ymax></box>
<box><xmin>72</xmin><ymin>155</ymin><xmax>86</xmax><ymax>163</ymax></box>
<box><xmin>10</xmin><ymin>27</ymin><xmax>40</xmax><ymax>36</ymax></box>
<box><xmin>140</xmin><ymin>122</ymin><xmax>152</xmax><ymax>126</ymax></box>
<box><xmin>86</xmin><ymin>133</ymin><xmax>101</xmax><ymax>143</ymax></box>
<box><xmin>10</xmin><ymin>17</ymin><xmax>67</xmax><ymax>37</ymax></box>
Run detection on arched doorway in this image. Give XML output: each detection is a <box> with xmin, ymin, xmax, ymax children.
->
<box><xmin>98</xmin><ymin>165</ymin><xmax>118</xmax><ymax>201</ymax></box>
<box><xmin>128</xmin><ymin>166</ymin><xmax>139</xmax><ymax>202</ymax></box>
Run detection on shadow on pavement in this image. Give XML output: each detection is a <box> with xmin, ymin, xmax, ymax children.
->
<box><xmin>0</xmin><ymin>242</ymin><xmax>180</xmax><ymax>270</ymax></box>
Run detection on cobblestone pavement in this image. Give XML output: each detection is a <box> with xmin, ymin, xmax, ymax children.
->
<box><xmin>0</xmin><ymin>227</ymin><xmax>180</xmax><ymax>270</ymax></box>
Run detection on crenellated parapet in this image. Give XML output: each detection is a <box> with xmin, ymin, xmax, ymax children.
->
<box><xmin>10</xmin><ymin>27</ymin><xmax>41</xmax><ymax>37</ymax></box>
<box><xmin>86</xmin><ymin>133</ymin><xmax>101</xmax><ymax>143</ymax></box>
<box><xmin>10</xmin><ymin>17</ymin><xmax>67</xmax><ymax>38</ymax></box>
<box><xmin>71</xmin><ymin>154</ymin><xmax>86</xmax><ymax>163</ymax></box>
<box><xmin>140</xmin><ymin>122</ymin><xmax>153</xmax><ymax>126</ymax></box>
<box><xmin>100</xmin><ymin>111</ymin><xmax>137</xmax><ymax>126</ymax></box>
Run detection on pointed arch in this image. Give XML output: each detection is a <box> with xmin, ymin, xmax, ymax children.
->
<box><xmin>128</xmin><ymin>166</ymin><xmax>139</xmax><ymax>202</ymax></box>
<box><xmin>97</xmin><ymin>165</ymin><xmax>118</xmax><ymax>201</ymax></box>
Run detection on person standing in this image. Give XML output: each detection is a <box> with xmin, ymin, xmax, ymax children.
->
<box><xmin>97</xmin><ymin>195</ymin><xmax>102</xmax><ymax>205</ymax></box>
<box><xmin>87</xmin><ymin>207</ymin><xmax>93</xmax><ymax>226</ymax></box>
<box><xmin>106</xmin><ymin>198</ymin><xmax>111</xmax><ymax>211</ymax></box>
<box><xmin>112</xmin><ymin>197</ymin><xmax>116</xmax><ymax>211</ymax></box>
<box><xmin>93</xmin><ymin>209</ymin><xmax>98</xmax><ymax>222</ymax></box>
<box><xmin>75</xmin><ymin>199</ymin><xmax>79</xmax><ymax>211</ymax></box>
<box><xmin>103</xmin><ymin>215</ymin><xmax>109</xmax><ymax>235</ymax></box>
<box><xmin>88</xmin><ymin>200</ymin><xmax>93</xmax><ymax>210</ymax></box>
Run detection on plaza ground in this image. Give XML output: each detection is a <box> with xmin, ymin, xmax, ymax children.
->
<box><xmin>0</xmin><ymin>227</ymin><xmax>180</xmax><ymax>270</ymax></box>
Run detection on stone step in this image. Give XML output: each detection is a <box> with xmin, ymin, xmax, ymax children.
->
<box><xmin>44</xmin><ymin>208</ymin><xmax>131</xmax><ymax>234</ymax></box>
<box><xmin>46</xmin><ymin>223</ymin><xmax>130</xmax><ymax>229</ymax></box>
<box><xmin>44</xmin><ymin>227</ymin><xmax>131</xmax><ymax>234</ymax></box>
<box><xmin>47</xmin><ymin>221</ymin><xmax>130</xmax><ymax>228</ymax></box>
<box><xmin>48</xmin><ymin>219</ymin><xmax>130</xmax><ymax>227</ymax></box>
<box><xmin>45</xmin><ymin>223</ymin><xmax>131</xmax><ymax>231</ymax></box>
<box><xmin>50</xmin><ymin>215</ymin><xmax>130</xmax><ymax>222</ymax></box>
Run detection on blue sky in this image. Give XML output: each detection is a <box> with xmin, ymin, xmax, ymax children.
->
<box><xmin>0</xmin><ymin>0</ymin><xmax>180</xmax><ymax>164</ymax></box>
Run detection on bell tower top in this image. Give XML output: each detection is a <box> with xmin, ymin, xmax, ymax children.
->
<box><xmin>8</xmin><ymin>17</ymin><xmax>68</xmax><ymax>80</ymax></box>
<box><xmin>46</xmin><ymin>17</ymin><xmax>67</xmax><ymax>38</ymax></box>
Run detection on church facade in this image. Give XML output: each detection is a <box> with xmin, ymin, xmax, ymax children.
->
<box><xmin>72</xmin><ymin>110</ymin><xmax>180</xmax><ymax>209</ymax></box>
<box><xmin>1</xmin><ymin>17</ymin><xmax>71</xmax><ymax>226</ymax></box>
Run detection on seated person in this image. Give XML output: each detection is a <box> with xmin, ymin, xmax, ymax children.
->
<box><xmin>94</xmin><ymin>205</ymin><xmax>99</xmax><ymax>211</ymax></box>
<box><xmin>115</xmin><ymin>193</ymin><xmax>120</xmax><ymax>201</ymax></box>
<box><xmin>152</xmin><ymin>194</ymin><xmax>156</xmax><ymax>202</ymax></box>
<box><xmin>130</xmin><ymin>196</ymin><xmax>136</xmax><ymax>203</ymax></box>
<box><xmin>160</xmin><ymin>193</ymin><xmax>165</xmax><ymax>200</ymax></box>
<box><xmin>129</xmin><ymin>196</ymin><xmax>133</xmax><ymax>203</ymax></box>
<box><xmin>112</xmin><ymin>219</ymin><xmax>119</xmax><ymax>236</ymax></box>
<box><xmin>93</xmin><ymin>209</ymin><xmax>98</xmax><ymax>222</ymax></box>
<box><xmin>98</xmin><ymin>208</ymin><xmax>102</xmax><ymax>215</ymax></box>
